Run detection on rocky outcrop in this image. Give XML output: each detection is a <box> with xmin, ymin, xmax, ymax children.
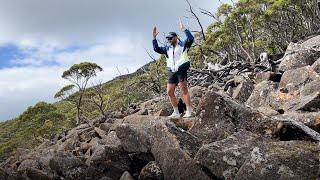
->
<box><xmin>1</xmin><ymin>36</ymin><xmax>320</xmax><ymax>180</ymax></box>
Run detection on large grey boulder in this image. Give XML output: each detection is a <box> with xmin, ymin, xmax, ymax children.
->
<box><xmin>190</xmin><ymin>91</ymin><xmax>275</xmax><ymax>144</ymax></box>
<box><xmin>279</xmin><ymin>37</ymin><xmax>320</xmax><ymax>72</ymax></box>
<box><xmin>189</xmin><ymin>86</ymin><xmax>206</xmax><ymax>109</ymax></box>
<box><xmin>248</xmin><ymin>66</ymin><xmax>320</xmax><ymax>113</ymax></box>
<box><xmin>150</xmin><ymin>121</ymin><xmax>211</xmax><ymax>180</ymax></box>
<box><xmin>115</xmin><ymin>115</ymin><xmax>206</xmax><ymax>179</ymax></box>
<box><xmin>195</xmin><ymin>130</ymin><xmax>261</xmax><ymax>180</ymax></box>
<box><xmin>138</xmin><ymin>97</ymin><xmax>173</xmax><ymax>116</ymax></box>
<box><xmin>49</xmin><ymin>152</ymin><xmax>92</xmax><ymax>179</ymax></box>
<box><xmin>85</xmin><ymin>130</ymin><xmax>131</xmax><ymax>180</ymax></box>
<box><xmin>279</xmin><ymin>65</ymin><xmax>319</xmax><ymax>93</ymax></box>
<box><xmin>246</xmin><ymin>81</ymin><xmax>278</xmax><ymax>109</ymax></box>
<box><xmin>116</xmin><ymin>124</ymin><xmax>151</xmax><ymax>153</ymax></box>
<box><xmin>232</xmin><ymin>79</ymin><xmax>254</xmax><ymax>103</ymax></box>
<box><xmin>235</xmin><ymin>141</ymin><xmax>320</xmax><ymax>180</ymax></box>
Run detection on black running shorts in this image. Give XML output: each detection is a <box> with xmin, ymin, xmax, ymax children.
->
<box><xmin>167</xmin><ymin>61</ymin><xmax>190</xmax><ymax>85</ymax></box>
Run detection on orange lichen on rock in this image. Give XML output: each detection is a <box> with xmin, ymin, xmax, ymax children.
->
<box><xmin>315</xmin><ymin>117</ymin><xmax>320</xmax><ymax>125</ymax></box>
<box><xmin>275</xmin><ymin>92</ymin><xmax>294</xmax><ymax>101</ymax></box>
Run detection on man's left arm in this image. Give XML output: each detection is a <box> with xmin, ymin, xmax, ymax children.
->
<box><xmin>183</xmin><ymin>29</ymin><xmax>194</xmax><ymax>49</ymax></box>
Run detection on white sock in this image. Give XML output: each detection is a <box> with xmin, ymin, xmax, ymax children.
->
<box><xmin>173</xmin><ymin>107</ymin><xmax>179</xmax><ymax>114</ymax></box>
<box><xmin>186</xmin><ymin>106</ymin><xmax>192</xmax><ymax>113</ymax></box>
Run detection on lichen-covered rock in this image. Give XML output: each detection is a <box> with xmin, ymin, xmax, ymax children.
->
<box><xmin>100</xmin><ymin>131</ymin><xmax>122</xmax><ymax>147</ymax></box>
<box><xmin>279</xmin><ymin>66</ymin><xmax>319</xmax><ymax>93</ymax></box>
<box><xmin>85</xmin><ymin>130</ymin><xmax>131</xmax><ymax>179</ymax></box>
<box><xmin>138</xmin><ymin>161</ymin><xmax>164</xmax><ymax>180</ymax></box>
<box><xmin>116</xmin><ymin>124</ymin><xmax>151</xmax><ymax>153</ymax></box>
<box><xmin>291</xmin><ymin>92</ymin><xmax>320</xmax><ymax>112</ymax></box>
<box><xmin>248</xmin><ymin>66</ymin><xmax>320</xmax><ymax>113</ymax></box>
<box><xmin>169</xmin><ymin>117</ymin><xmax>195</xmax><ymax>130</ymax></box>
<box><xmin>266</xmin><ymin>89</ymin><xmax>300</xmax><ymax>111</ymax></box>
<box><xmin>111</xmin><ymin>111</ymin><xmax>126</xmax><ymax>119</ymax></box>
<box><xmin>98</xmin><ymin>122</ymin><xmax>112</xmax><ymax>133</ymax></box>
<box><xmin>189</xmin><ymin>86</ymin><xmax>204</xmax><ymax>98</ymax></box>
<box><xmin>246</xmin><ymin>81</ymin><xmax>278</xmax><ymax>109</ymax></box>
<box><xmin>300</xmin><ymin>35</ymin><xmax>320</xmax><ymax>46</ymax></box>
<box><xmin>190</xmin><ymin>91</ymin><xmax>275</xmax><ymax>143</ymax></box>
<box><xmin>301</xmin><ymin>79</ymin><xmax>320</xmax><ymax>97</ymax></box>
<box><xmin>150</xmin><ymin>121</ymin><xmax>210</xmax><ymax>180</ymax></box>
<box><xmin>235</xmin><ymin>141</ymin><xmax>320</xmax><ymax>180</ymax></box>
<box><xmin>232</xmin><ymin>79</ymin><xmax>254</xmax><ymax>103</ymax></box>
<box><xmin>49</xmin><ymin>153</ymin><xmax>91</xmax><ymax>179</ymax></box>
<box><xmin>189</xmin><ymin>86</ymin><xmax>206</xmax><ymax>110</ymax></box>
<box><xmin>85</xmin><ymin>144</ymin><xmax>131</xmax><ymax>179</ymax></box>
<box><xmin>195</xmin><ymin>130</ymin><xmax>261</xmax><ymax>180</ymax></box>
<box><xmin>25</xmin><ymin>168</ymin><xmax>53</xmax><ymax>180</ymax></box>
<box><xmin>164</xmin><ymin>121</ymin><xmax>202</xmax><ymax>157</ymax></box>
<box><xmin>17</xmin><ymin>159</ymin><xmax>40</xmax><ymax>173</ymax></box>
<box><xmin>94</xmin><ymin>127</ymin><xmax>107</xmax><ymax>139</ymax></box>
<box><xmin>256</xmin><ymin>106</ymin><xmax>280</xmax><ymax>116</ymax></box>
<box><xmin>312</xmin><ymin>57</ymin><xmax>320</xmax><ymax>74</ymax></box>
<box><xmin>275</xmin><ymin>112</ymin><xmax>320</xmax><ymax>133</ymax></box>
<box><xmin>279</xmin><ymin>40</ymin><xmax>320</xmax><ymax>72</ymax></box>
<box><xmin>122</xmin><ymin>115</ymin><xmax>162</xmax><ymax>127</ymax></box>
<box><xmin>139</xmin><ymin>97</ymin><xmax>173</xmax><ymax>116</ymax></box>
<box><xmin>55</xmin><ymin>134</ymin><xmax>80</xmax><ymax>152</ymax></box>
<box><xmin>266</xmin><ymin>91</ymin><xmax>320</xmax><ymax>113</ymax></box>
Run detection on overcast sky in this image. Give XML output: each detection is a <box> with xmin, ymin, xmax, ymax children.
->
<box><xmin>0</xmin><ymin>0</ymin><xmax>230</xmax><ymax>121</ymax></box>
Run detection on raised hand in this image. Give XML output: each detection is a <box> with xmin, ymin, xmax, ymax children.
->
<box><xmin>179</xmin><ymin>18</ymin><xmax>186</xmax><ymax>31</ymax></box>
<box><xmin>153</xmin><ymin>26</ymin><xmax>159</xmax><ymax>39</ymax></box>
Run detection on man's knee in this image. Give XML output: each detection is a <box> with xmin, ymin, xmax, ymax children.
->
<box><xmin>179</xmin><ymin>81</ymin><xmax>189</xmax><ymax>95</ymax></box>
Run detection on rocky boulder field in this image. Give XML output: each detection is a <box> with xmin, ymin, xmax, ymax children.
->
<box><xmin>1</xmin><ymin>36</ymin><xmax>320</xmax><ymax>180</ymax></box>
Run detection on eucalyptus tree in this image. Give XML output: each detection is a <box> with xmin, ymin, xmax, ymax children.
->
<box><xmin>55</xmin><ymin>62</ymin><xmax>103</xmax><ymax>125</ymax></box>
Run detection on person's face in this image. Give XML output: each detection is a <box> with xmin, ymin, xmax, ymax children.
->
<box><xmin>167</xmin><ymin>36</ymin><xmax>178</xmax><ymax>45</ymax></box>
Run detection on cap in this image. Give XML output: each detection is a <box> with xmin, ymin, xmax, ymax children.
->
<box><xmin>166</xmin><ymin>32</ymin><xmax>178</xmax><ymax>38</ymax></box>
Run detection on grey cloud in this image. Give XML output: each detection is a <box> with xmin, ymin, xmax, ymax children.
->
<box><xmin>0</xmin><ymin>0</ymin><xmax>228</xmax><ymax>44</ymax></box>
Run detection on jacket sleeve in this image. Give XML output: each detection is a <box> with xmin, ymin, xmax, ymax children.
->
<box><xmin>153</xmin><ymin>39</ymin><xmax>167</xmax><ymax>55</ymax></box>
<box><xmin>183</xmin><ymin>29</ymin><xmax>194</xmax><ymax>49</ymax></box>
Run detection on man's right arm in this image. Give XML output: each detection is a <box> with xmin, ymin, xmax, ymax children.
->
<box><xmin>153</xmin><ymin>39</ymin><xmax>167</xmax><ymax>55</ymax></box>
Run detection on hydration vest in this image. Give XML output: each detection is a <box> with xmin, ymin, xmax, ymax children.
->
<box><xmin>166</xmin><ymin>41</ymin><xmax>190</xmax><ymax>72</ymax></box>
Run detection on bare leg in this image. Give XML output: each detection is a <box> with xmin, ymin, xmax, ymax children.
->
<box><xmin>179</xmin><ymin>80</ymin><xmax>192</xmax><ymax>108</ymax></box>
<box><xmin>167</xmin><ymin>83</ymin><xmax>178</xmax><ymax>108</ymax></box>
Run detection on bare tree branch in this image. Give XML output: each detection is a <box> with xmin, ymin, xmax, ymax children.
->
<box><xmin>185</xmin><ymin>0</ymin><xmax>206</xmax><ymax>41</ymax></box>
<box><xmin>144</xmin><ymin>48</ymin><xmax>157</xmax><ymax>62</ymax></box>
<box><xmin>116</xmin><ymin>65</ymin><xmax>122</xmax><ymax>76</ymax></box>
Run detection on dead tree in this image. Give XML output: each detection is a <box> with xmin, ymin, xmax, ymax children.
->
<box><xmin>185</xmin><ymin>0</ymin><xmax>206</xmax><ymax>41</ymax></box>
<box><xmin>85</xmin><ymin>81</ymin><xmax>107</xmax><ymax>118</ymax></box>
